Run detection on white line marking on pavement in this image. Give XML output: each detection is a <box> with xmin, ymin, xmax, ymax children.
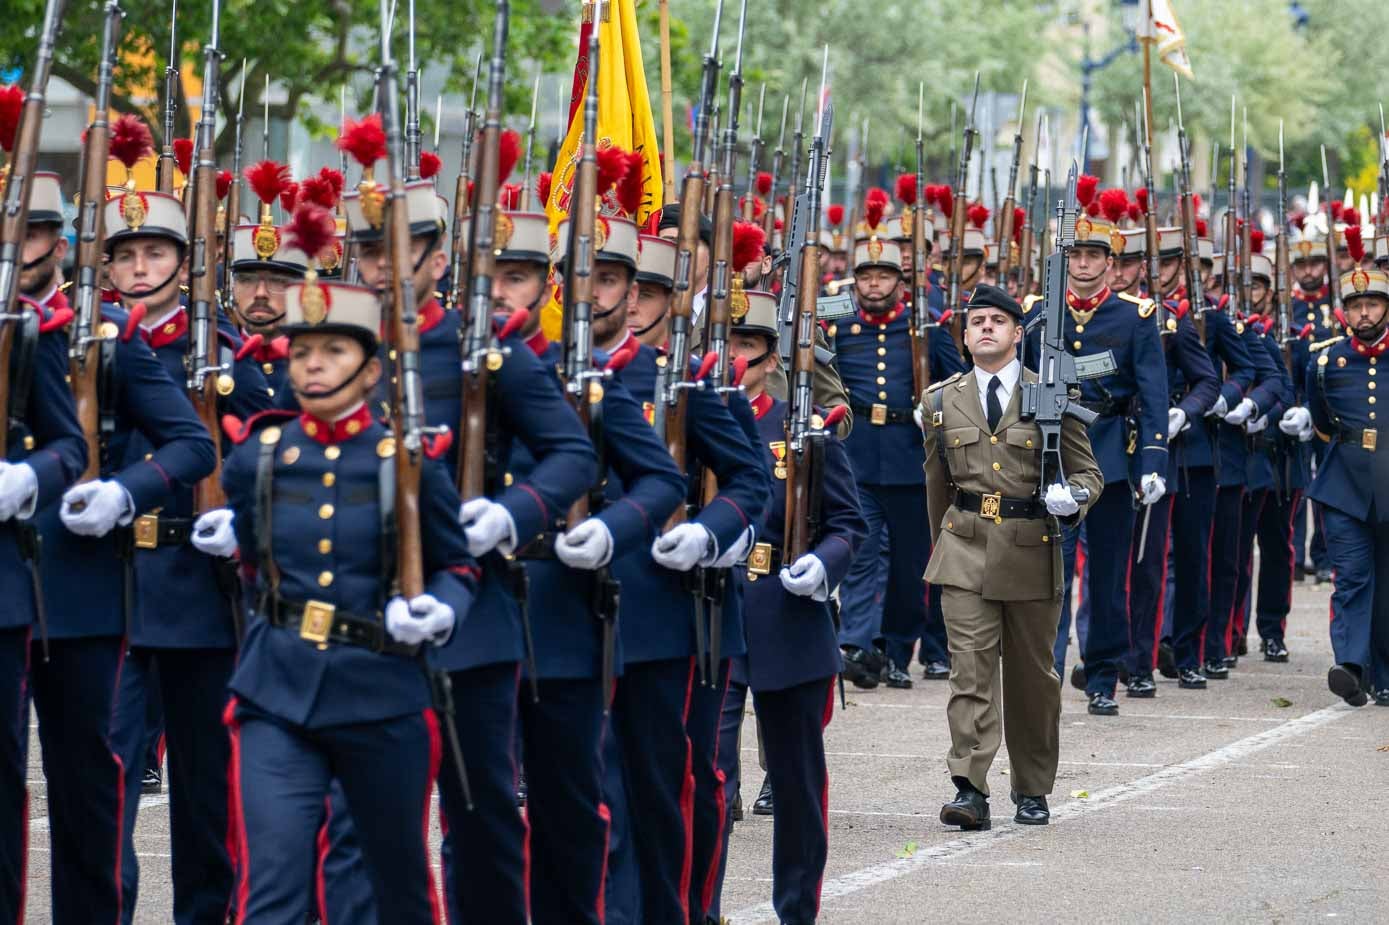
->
<box><xmin>28</xmin><ymin>793</ymin><xmax>169</xmax><ymax>835</ymax></box>
<box><xmin>729</xmin><ymin>703</ymin><xmax>1353</xmax><ymax>924</ymax></box>
<box><xmin>848</xmin><ymin>702</ymin><xmax>1292</xmax><ymax>723</ymax></box>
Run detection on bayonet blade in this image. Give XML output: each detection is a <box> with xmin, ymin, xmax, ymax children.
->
<box><xmin>236</xmin><ymin>58</ymin><xmax>246</xmax><ymax>118</ymax></box>
<box><xmin>917</xmin><ymin>82</ymin><xmax>924</xmax><ymax>143</ymax></box>
<box><xmin>1173</xmin><ymin>74</ymin><xmax>1184</xmax><ymax>130</ymax></box>
<box><xmin>434</xmin><ymin>93</ymin><xmax>443</xmax><ymax>147</ymax></box>
<box><xmin>814</xmin><ymin>45</ymin><xmax>828</xmax><ymax>137</ymax></box>
<box><xmin>1320</xmin><ymin>144</ymin><xmax>1330</xmax><ymax>189</ymax></box>
<box><xmin>1278</xmin><ymin>119</ymin><xmax>1284</xmax><ymax>170</ymax></box>
<box><xmin>775</xmin><ymin>94</ymin><xmax>788</xmax><ymax>147</ymax></box>
<box><xmin>753</xmin><ymin>83</ymin><xmax>765</xmax><ymax>136</ymax></box>
<box><xmin>1016</xmin><ymin>79</ymin><xmax>1028</xmax><ymax>126</ymax></box>
<box><xmin>731</xmin><ymin>0</ymin><xmax>748</xmax><ymax>76</ymax></box>
<box><xmin>966</xmin><ymin>72</ymin><xmax>980</xmax><ymax>129</ymax></box>
<box><xmin>708</xmin><ymin>0</ymin><xmax>723</xmax><ymax>60</ymax></box>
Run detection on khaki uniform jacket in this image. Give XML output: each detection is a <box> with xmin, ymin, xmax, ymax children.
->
<box><xmin>921</xmin><ymin>368</ymin><xmax>1103</xmax><ymax>601</ymax></box>
<box><xmin>765</xmin><ymin>329</ymin><xmax>854</xmax><ymax>437</ymax></box>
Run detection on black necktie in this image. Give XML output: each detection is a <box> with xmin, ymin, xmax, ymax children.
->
<box><xmin>987</xmin><ymin>375</ymin><xmax>1003</xmax><ymax>432</ymax></box>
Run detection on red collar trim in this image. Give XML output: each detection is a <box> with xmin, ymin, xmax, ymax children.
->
<box><xmin>298</xmin><ymin>403</ymin><xmax>374</xmax><ymax>445</ymax></box>
<box><xmin>857</xmin><ymin>302</ymin><xmax>906</xmax><ymax>325</ymax></box>
<box><xmin>750</xmin><ymin>392</ymin><xmax>774</xmax><ymax>421</ymax></box>
<box><xmin>1352</xmin><ymin>330</ymin><xmax>1389</xmax><ymax>357</ymax></box>
<box><xmin>253</xmin><ymin>335</ymin><xmax>290</xmax><ymax>364</ymax></box>
<box><xmin>144</xmin><ymin>308</ymin><xmax>188</xmax><ymax>349</ymax></box>
<box><xmin>1067</xmin><ymin>287</ymin><xmax>1110</xmax><ymax>312</ymax></box>
<box><xmin>418</xmin><ymin>298</ymin><xmax>445</xmax><ymax>334</ymax></box>
<box><xmin>524</xmin><ymin>330</ymin><xmax>549</xmax><ymax>356</ymax></box>
<box><xmin>1295</xmin><ymin>284</ymin><xmax>1328</xmax><ymax>302</ymax></box>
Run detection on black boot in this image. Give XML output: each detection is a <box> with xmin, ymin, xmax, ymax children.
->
<box><xmin>940</xmin><ymin>777</ymin><xmax>990</xmax><ymax>831</ymax></box>
<box><xmin>752</xmin><ymin>777</ymin><xmax>774</xmax><ymax>816</ymax></box>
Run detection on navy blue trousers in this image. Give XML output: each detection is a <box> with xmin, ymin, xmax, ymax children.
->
<box><xmin>1293</xmin><ymin>440</ymin><xmax>1329</xmax><ymax>569</ymax></box>
<box><xmin>0</xmin><ymin>628</ymin><xmax>29</xmax><ymax>925</ymax></box>
<box><xmin>839</xmin><ymin>484</ymin><xmax>946</xmax><ymax>666</ymax></box>
<box><xmin>1323</xmin><ymin>506</ymin><xmax>1389</xmax><ymax>688</ymax></box>
<box><xmin>114</xmin><ymin>647</ymin><xmax>235</xmax><ymax>925</ymax></box>
<box><xmin>687</xmin><ymin>658</ymin><xmax>733</xmax><ymax>924</ymax></box>
<box><xmin>314</xmin><ymin>781</ymin><xmax>375</xmax><ymax>925</ymax></box>
<box><xmin>1255</xmin><ymin>489</ymin><xmax>1302</xmax><ymax>643</ymax></box>
<box><xmin>518</xmin><ymin>677</ymin><xmax>609</xmax><ymax>925</ymax></box>
<box><xmin>1058</xmin><ymin>485</ymin><xmax>1136</xmax><ymax>697</ymax></box>
<box><xmin>1127</xmin><ymin>493</ymin><xmax>1175</xmax><ymax>676</ymax></box>
<box><xmin>608</xmin><ymin>657</ymin><xmax>696</xmax><ymax>925</ymax></box>
<box><xmin>1167</xmin><ymin>467</ymin><xmax>1218</xmax><ymax>671</ymax></box>
<box><xmin>706</xmin><ymin>671</ymin><xmax>749</xmax><ymax>922</ymax></box>
<box><xmin>437</xmin><ymin>661</ymin><xmax>527</xmax><ymax>925</ymax></box>
<box><xmin>1231</xmin><ymin>488</ymin><xmax>1270</xmax><ymax>650</ymax></box>
<box><xmin>1204</xmin><ymin>486</ymin><xmax>1246</xmax><ymax>664</ymax></box>
<box><xmin>29</xmin><ymin>636</ymin><xmax>126</xmax><ymax>925</ymax></box>
<box><xmin>227</xmin><ymin>701</ymin><xmax>440</xmax><ymax>925</ymax></box>
<box><xmin>601</xmin><ymin>720</ymin><xmax>640</xmax><ymax>925</ymax></box>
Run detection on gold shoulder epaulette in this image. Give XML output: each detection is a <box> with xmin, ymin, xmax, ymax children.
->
<box><xmin>1022</xmin><ymin>294</ymin><xmax>1043</xmax><ymax>314</ymax></box>
<box><xmin>1117</xmin><ymin>291</ymin><xmax>1156</xmax><ymax>318</ymax></box>
<box><xmin>1309</xmin><ymin>335</ymin><xmax>1345</xmax><ymax>353</ymax></box>
<box><xmin>926</xmin><ymin>371</ymin><xmax>963</xmax><ymax>394</ymax></box>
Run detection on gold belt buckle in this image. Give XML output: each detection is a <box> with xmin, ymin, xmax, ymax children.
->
<box><xmin>979</xmin><ymin>492</ymin><xmax>1002</xmax><ymax>521</ymax></box>
<box><xmin>870</xmin><ymin>403</ymin><xmax>888</xmax><ymax>426</ymax></box>
<box><xmin>747</xmin><ymin>542</ymin><xmax>774</xmax><ymax>579</ymax></box>
<box><xmin>133</xmin><ymin>514</ymin><xmax>160</xmax><ymax>549</ymax></box>
<box><xmin>1364</xmin><ymin>428</ymin><xmax>1378</xmax><ymax>452</ymax></box>
<box><xmin>299</xmin><ymin>600</ymin><xmax>336</xmax><ymax>645</ymax></box>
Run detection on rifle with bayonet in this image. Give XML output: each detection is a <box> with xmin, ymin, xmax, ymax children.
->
<box><xmin>1136</xmin><ymin>91</ymin><xmax>1169</xmax><ymax>339</ymax></box>
<box><xmin>844</xmin><ymin>116</ymin><xmax>866</xmax><ymax>247</ymax></box>
<box><xmin>405</xmin><ymin>0</ymin><xmax>421</xmax><ymax>179</ymax></box>
<box><xmin>1173</xmin><ymin>75</ymin><xmax>1207</xmax><ymax>343</ymax></box>
<box><xmin>774</xmin><ymin>47</ymin><xmax>828</xmax><ymax>373</ymax></box>
<box><xmin>520</xmin><ymin>74</ymin><xmax>540</xmax><ymax>210</ymax></box>
<box><xmin>70</xmin><ymin>0</ymin><xmax>123</xmax><ymax>482</ymax></box>
<box><xmin>742</xmin><ymin>84</ymin><xmax>765</xmax><ymax>222</ymax></box>
<box><xmin>377</xmin><ymin>0</ymin><xmax>473</xmax><ymax>809</ymax></box>
<box><xmin>703</xmin><ymin>0</ymin><xmax>748</xmax><ymax>391</ymax></box>
<box><xmin>761</xmin><ymin>95</ymin><xmax>787</xmax><ymax>246</ymax></box>
<box><xmin>1222</xmin><ymin>99</ymin><xmax>1241</xmax><ymax>320</ymax></box>
<box><xmin>785</xmin><ymin>79</ymin><xmax>808</xmax><ymax>227</ymax></box>
<box><xmin>156</xmin><ymin>1</ymin><xmax>180</xmax><ymax>194</ymax></box>
<box><xmin>996</xmin><ymin>81</ymin><xmax>1027</xmax><ymax>289</ymax></box>
<box><xmin>909</xmin><ymin>83</ymin><xmax>932</xmax><ymax>405</ymax></box>
<box><xmin>704</xmin><ymin>105</ymin><xmax>721</xmax><ymax>216</ymax></box>
<box><xmin>1018</xmin><ymin>110</ymin><xmax>1041</xmax><ymax>298</ymax></box>
<box><xmin>220</xmin><ymin>61</ymin><xmax>246</xmax><ymax>311</ymax></box>
<box><xmin>1239</xmin><ymin>108</ymin><xmax>1253</xmax><ymax>324</ymax></box>
<box><xmin>1378</xmin><ymin>105</ymin><xmax>1388</xmax><ymax>238</ymax></box>
<box><xmin>947</xmin><ymin>74</ymin><xmax>980</xmax><ymax>352</ymax></box>
<box><xmin>446</xmin><ymin>52</ymin><xmax>484</xmax><ymax>311</ymax></box>
<box><xmin>1019</xmin><ymin>163</ymin><xmax>1096</xmax><ymax>512</ymax></box>
<box><xmin>1274</xmin><ymin>121</ymin><xmax>1293</xmax><ymax>373</ymax></box>
<box><xmin>1321</xmin><ymin>146</ymin><xmax>1343</xmax><ymax>317</ymax></box>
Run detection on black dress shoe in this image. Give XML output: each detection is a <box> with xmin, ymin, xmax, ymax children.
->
<box><xmin>1178</xmin><ymin>668</ymin><xmax>1207</xmax><ymax>689</ymax></box>
<box><xmin>1222</xmin><ymin>655</ymin><xmax>1239</xmax><ymax>670</ymax></box>
<box><xmin>1315</xmin><ymin>567</ymin><xmax>1333</xmax><ymax>585</ymax></box>
<box><xmin>1069</xmin><ymin>663</ymin><xmax>1086</xmax><ymax>692</ymax></box>
<box><xmin>731</xmin><ymin>789</ymin><xmax>744</xmax><ymax>822</ymax></box>
<box><xmin>1236</xmin><ymin>636</ymin><xmax>1248</xmax><ymax>656</ymax></box>
<box><xmin>840</xmin><ymin>646</ymin><xmax>882</xmax><ymax>689</ymax></box>
<box><xmin>1327</xmin><ymin>664</ymin><xmax>1369</xmax><ymax>707</ymax></box>
<box><xmin>940</xmin><ymin>779</ymin><xmax>990</xmax><ymax>831</ymax></box>
<box><xmin>1294</xmin><ymin>564</ymin><xmax>1307</xmax><ymax>581</ymax></box>
<box><xmin>1261</xmin><ymin>638</ymin><xmax>1289</xmax><ymax>662</ymax></box>
<box><xmin>1202</xmin><ymin>660</ymin><xmax>1229</xmax><ymax>680</ymax></box>
<box><xmin>922</xmin><ymin>660</ymin><xmax>950</xmax><ymax>680</ymax></box>
<box><xmin>1125</xmin><ymin>673</ymin><xmax>1157</xmax><ymax>698</ymax></box>
<box><xmin>141</xmin><ymin>767</ymin><xmax>162</xmax><ymax>795</ymax></box>
<box><xmin>1011</xmin><ymin>792</ymin><xmax>1050</xmax><ymax>825</ymax></box>
<box><xmin>752</xmin><ymin>778</ymin><xmax>774</xmax><ymax>816</ymax></box>
<box><xmin>1375</xmin><ymin>689</ymin><xmax>1389</xmax><ymax>707</ymax></box>
<box><xmin>881</xmin><ymin>659</ymin><xmax>913</xmax><ymax>689</ymax></box>
<box><xmin>1157</xmin><ymin>640</ymin><xmax>1177</xmax><ymax>679</ymax></box>
<box><xmin>1087</xmin><ymin>692</ymin><xmax>1119</xmax><ymax>716</ymax></box>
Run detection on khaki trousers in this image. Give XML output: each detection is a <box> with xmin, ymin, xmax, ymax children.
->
<box><xmin>940</xmin><ymin>585</ymin><xmax>1062</xmax><ymax>797</ymax></box>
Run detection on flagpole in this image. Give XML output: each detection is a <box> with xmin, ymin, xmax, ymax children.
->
<box><xmin>659</xmin><ymin>0</ymin><xmax>676</xmax><ymax>202</ymax></box>
<box><xmin>1142</xmin><ymin>41</ymin><xmax>1155</xmax><ymax>176</ymax></box>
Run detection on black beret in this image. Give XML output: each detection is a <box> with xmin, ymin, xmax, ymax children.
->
<box><xmin>657</xmin><ymin>204</ymin><xmax>713</xmax><ymax>247</ymax></box>
<box><xmin>966</xmin><ymin>283</ymin><xmax>1023</xmax><ymax>321</ymax></box>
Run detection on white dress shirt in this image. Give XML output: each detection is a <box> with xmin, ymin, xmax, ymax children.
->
<box><xmin>973</xmin><ymin>358</ymin><xmax>1020</xmax><ymax>424</ymax></box>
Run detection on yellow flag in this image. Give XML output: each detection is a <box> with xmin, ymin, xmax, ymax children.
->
<box><xmin>1138</xmin><ymin>0</ymin><xmax>1194</xmax><ymax>79</ymax></box>
<box><xmin>542</xmin><ymin>0</ymin><xmax>664</xmax><ymax>340</ymax></box>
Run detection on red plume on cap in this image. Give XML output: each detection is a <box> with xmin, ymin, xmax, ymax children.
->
<box><xmin>173</xmin><ymin>137</ymin><xmax>193</xmax><ymax>177</ymax></box>
<box><xmin>537</xmin><ymin>171</ymin><xmax>553</xmax><ymax>206</ymax></box>
<box><xmin>279</xmin><ymin>182</ymin><xmax>299</xmax><ymax>213</ymax></box>
<box><xmin>496</xmin><ymin>129</ymin><xmax>521</xmax><ymax>185</ymax></box>
<box><xmin>284</xmin><ymin>202</ymin><xmax>337</xmax><ymax>260</ymax></box>
<box><xmin>968</xmin><ymin>202</ymin><xmax>990</xmax><ymax>229</ymax></box>
<box><xmin>1195</xmin><ymin>218</ymin><xmax>1208</xmax><ymax>238</ymax></box>
<box><xmin>863</xmin><ymin>187</ymin><xmax>889</xmax><ymax>230</ymax></box>
<box><xmin>499</xmin><ymin>183</ymin><xmax>522</xmax><ymax>211</ymax></box>
<box><xmin>738</xmin><ymin>195</ymin><xmax>766</xmax><ymax>219</ymax></box>
<box><xmin>1192</xmin><ymin>193</ymin><xmax>1202</xmax><ymax>213</ymax></box>
<box><xmin>1077</xmin><ymin>174</ymin><xmax>1099</xmax><ymax>208</ymax></box>
<box><xmin>1249</xmin><ymin>229</ymin><xmax>1264</xmax><ymax>254</ymax></box>
<box><xmin>1099</xmin><ymin>188</ymin><xmax>1128</xmax><ymax>224</ymax></box>
<box><xmin>615</xmin><ymin>150</ymin><xmax>645</xmax><ymax>217</ymax></box>
<box><xmin>337</xmin><ymin>113</ymin><xmax>387</xmax><ymax>168</ymax></box>
<box><xmin>895</xmin><ymin>173</ymin><xmax>917</xmax><ymax>206</ymax></box>
<box><xmin>1345</xmin><ymin>224</ymin><xmax>1365</xmax><ymax>262</ymax></box>
<box><xmin>300</xmin><ymin>174</ymin><xmax>339</xmax><ymax>210</ymax></box>
<box><xmin>1134</xmin><ymin>186</ymin><xmax>1150</xmax><ymax>215</ymax></box>
<box><xmin>595</xmin><ymin>145</ymin><xmax>635</xmax><ymax>196</ymax></box>
<box><xmin>1341</xmin><ymin>207</ymin><xmax>1360</xmax><ymax>227</ymax></box>
<box><xmin>1127</xmin><ymin>203</ymin><xmax>1142</xmax><ymax>222</ymax></box>
<box><xmin>110</xmin><ymin>114</ymin><xmax>155</xmax><ymax>170</ymax></box>
<box><xmin>1329</xmin><ymin>201</ymin><xmax>1344</xmax><ymax>221</ymax></box>
<box><xmin>318</xmin><ymin>166</ymin><xmax>345</xmax><ymax>199</ymax></box>
<box><xmin>1013</xmin><ymin>206</ymin><xmax>1026</xmax><ymax>244</ymax></box>
<box><xmin>246</xmin><ymin>160</ymin><xmax>291</xmax><ymax>206</ymax></box>
<box><xmin>756</xmin><ymin>171</ymin><xmax>773</xmax><ymax>196</ymax></box>
<box><xmin>0</xmin><ymin>84</ymin><xmax>23</xmax><ymax>153</ymax></box>
<box><xmin>1290</xmin><ymin>211</ymin><xmax>1305</xmax><ymax>230</ymax></box>
<box><xmin>731</xmin><ymin>220</ymin><xmax>766</xmax><ymax>272</ymax></box>
<box><xmin>216</xmin><ymin>170</ymin><xmax>233</xmax><ymax>201</ymax></box>
<box><xmin>419</xmin><ymin>150</ymin><xmax>442</xmax><ymax>180</ymax></box>
<box><xmin>1085</xmin><ymin>201</ymin><xmax>1101</xmax><ymax>217</ymax></box>
<box><xmin>937</xmin><ymin>187</ymin><xmax>954</xmax><ymax>220</ymax></box>
<box><xmin>826</xmin><ymin>203</ymin><xmax>845</xmax><ymax>227</ymax></box>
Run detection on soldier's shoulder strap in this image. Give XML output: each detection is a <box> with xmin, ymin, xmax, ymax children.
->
<box><xmin>230</xmin><ymin>408</ymin><xmax>298</xmax><ymax>446</ymax></box>
<box><xmin>1022</xmin><ymin>293</ymin><xmax>1043</xmax><ymax>315</ymax></box>
<box><xmin>926</xmin><ymin>371</ymin><xmax>964</xmax><ymax>394</ymax></box>
<box><xmin>1117</xmin><ymin>291</ymin><xmax>1156</xmax><ymax>318</ymax></box>
<box><xmin>1309</xmin><ymin>335</ymin><xmax>1345</xmax><ymax>354</ymax></box>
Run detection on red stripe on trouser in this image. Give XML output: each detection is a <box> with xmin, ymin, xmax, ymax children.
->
<box><xmin>17</xmin><ymin>629</ymin><xmax>30</xmax><ymax>925</ymax></box>
<box><xmin>596</xmin><ymin>803</ymin><xmax>612</xmax><ymax>925</ymax></box>
<box><xmin>1149</xmin><ymin>502</ymin><xmax>1175</xmax><ymax>669</ymax></box>
<box><xmin>1075</xmin><ymin>542</ymin><xmax>1088</xmax><ymax>609</ymax></box>
<box><xmin>812</xmin><ymin>678</ymin><xmax>836</xmax><ymax>918</ymax></box>
<box><xmin>1224</xmin><ymin>497</ymin><xmax>1246</xmax><ymax>653</ymax></box>
<box><xmin>421</xmin><ymin>710</ymin><xmax>444</xmax><ymax>925</ymax></box>
<box><xmin>315</xmin><ymin>800</ymin><xmax>331</xmax><ymax>924</ymax></box>
<box><xmin>111</xmin><ymin>640</ymin><xmax>128</xmax><ymax>921</ymax></box>
<box><xmin>509</xmin><ymin>666</ymin><xmax>532</xmax><ymax>922</ymax></box>
<box><xmin>699</xmin><ymin>667</ymin><xmax>733</xmax><ymax>913</ymax></box>
<box><xmin>676</xmin><ymin>657</ymin><xmax>696</xmax><ymax>924</ymax></box>
<box><xmin>222</xmin><ymin>698</ymin><xmax>251</xmax><ymax>925</ymax></box>
<box><xmin>1199</xmin><ymin>504</ymin><xmax>1218</xmax><ymax>654</ymax></box>
<box><xmin>1280</xmin><ymin>491</ymin><xmax>1303</xmax><ymax>635</ymax></box>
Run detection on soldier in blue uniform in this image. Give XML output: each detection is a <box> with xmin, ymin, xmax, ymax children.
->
<box><xmin>709</xmin><ymin>285</ymin><xmax>865</xmax><ymax>924</ymax></box>
<box><xmin>0</xmin><ymin>179</ymin><xmax>89</xmax><ymax>925</ymax></box>
<box><xmin>226</xmin><ymin>214</ymin><xmax>311</xmax><ymax>399</ymax></box>
<box><xmin>189</xmin><ymin>279</ymin><xmax>476</xmax><ymax>922</ymax></box>
<box><xmin>1289</xmin><ymin>234</ymin><xmax>1335</xmax><ymax>580</ymax></box>
<box><xmin>1288</xmin><ymin>267</ymin><xmax>1389</xmax><ymax>706</ymax></box>
<box><xmin>1027</xmin><ymin>214</ymin><xmax>1169</xmax><ymax>715</ymax></box>
<box><xmin>98</xmin><ymin>186</ymin><xmax>273</xmax><ymax>924</ymax></box>
<box><xmin>833</xmin><ymin>224</ymin><xmax>965</xmax><ymax>689</ymax></box>
<box><xmin>14</xmin><ymin>173</ymin><xmax>216</xmax><ymax>925</ymax></box>
<box><xmin>346</xmin><ymin>171</ymin><xmax>597</xmax><ymax>922</ymax></box>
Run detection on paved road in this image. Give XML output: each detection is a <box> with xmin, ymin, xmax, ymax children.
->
<box><xmin>23</xmin><ymin>574</ymin><xmax>1388</xmax><ymax>923</ymax></box>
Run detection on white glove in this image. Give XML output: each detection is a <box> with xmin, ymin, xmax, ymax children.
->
<box><xmin>1224</xmin><ymin>397</ymin><xmax>1257</xmax><ymax>426</ymax></box>
<box><xmin>555</xmin><ymin>518</ymin><xmax>614</xmax><ymax>570</ymax></box>
<box><xmin>1206</xmin><ymin>395</ymin><xmax>1228</xmax><ymax>419</ymax></box>
<box><xmin>713</xmin><ymin>526</ymin><xmax>754</xmax><ymax>568</ymax></box>
<box><xmin>1280</xmin><ymin>406</ymin><xmax>1313</xmax><ymax>439</ymax></box>
<box><xmin>384</xmin><ymin>593</ymin><xmax>455</xmax><ymax>646</ymax></box>
<box><xmin>1167</xmin><ymin>407</ymin><xmax>1189</xmax><ymax>437</ymax></box>
<box><xmin>59</xmin><ymin>480</ymin><xmax>134</xmax><ymax>537</ymax></box>
<box><xmin>1139</xmin><ymin>472</ymin><xmax>1166</xmax><ymax>506</ymax></box>
<box><xmin>1044</xmin><ymin>483</ymin><xmax>1081</xmax><ymax>517</ymax></box>
<box><xmin>458</xmin><ymin>498</ymin><xmax>518</xmax><ymax>557</ymax></box>
<box><xmin>779</xmin><ymin>553</ymin><xmax>829</xmax><ymax>601</ymax></box>
<box><xmin>1245</xmin><ymin>414</ymin><xmax>1269</xmax><ymax>434</ymax></box>
<box><xmin>0</xmin><ymin>462</ymin><xmax>39</xmax><ymax>522</ymax></box>
<box><xmin>651</xmin><ymin>523</ymin><xmax>715</xmax><ymax>572</ymax></box>
<box><xmin>191</xmin><ymin>508</ymin><xmax>238</xmax><ymax>558</ymax></box>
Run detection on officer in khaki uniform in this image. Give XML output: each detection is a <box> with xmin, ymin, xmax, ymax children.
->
<box><xmin>922</xmin><ymin>285</ymin><xmax>1103</xmax><ymax>830</ymax></box>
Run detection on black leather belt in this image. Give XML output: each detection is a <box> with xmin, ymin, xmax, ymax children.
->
<box><xmin>955</xmin><ymin>488</ymin><xmax>1045</xmax><ymax>520</ymax></box>
<box><xmin>849</xmin><ymin>401</ymin><xmax>913</xmax><ymax>426</ymax></box>
<box><xmin>1336</xmin><ymin>425</ymin><xmax>1378</xmax><ymax>452</ymax></box>
<box><xmin>264</xmin><ymin>596</ymin><xmax>420</xmax><ymax>657</ymax></box>
<box><xmin>515</xmin><ymin>532</ymin><xmax>560</xmax><ymax>560</ymax></box>
<box><xmin>132</xmin><ymin>514</ymin><xmax>193</xmax><ymax>550</ymax></box>
<box><xmin>746</xmin><ymin>541</ymin><xmax>784</xmax><ymax>579</ymax></box>
<box><xmin>1075</xmin><ymin>398</ymin><xmax>1125</xmax><ymax>418</ymax></box>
